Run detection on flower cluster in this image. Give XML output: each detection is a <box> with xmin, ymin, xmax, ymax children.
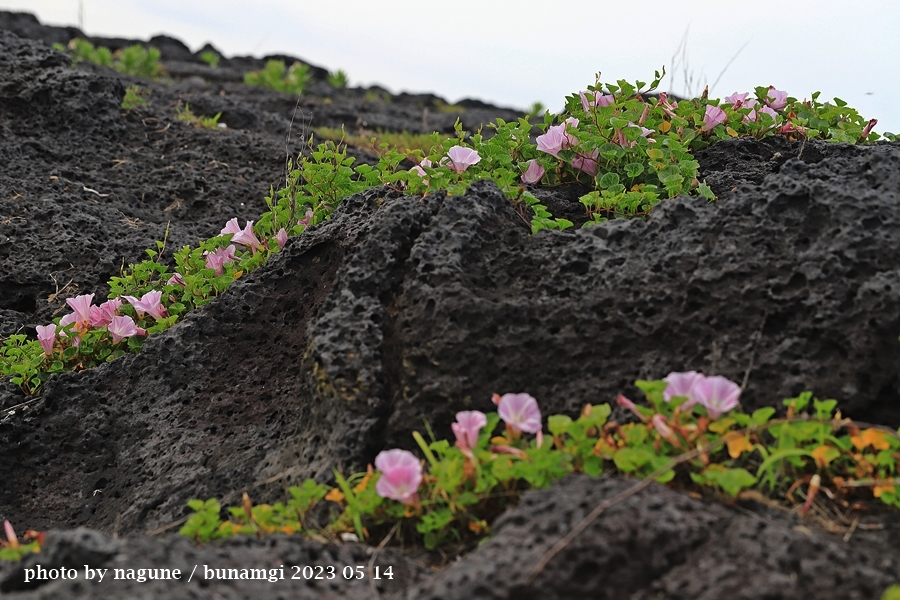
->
<box><xmin>373</xmin><ymin>392</ymin><xmax>543</xmax><ymax>504</ymax></box>
<box><xmin>37</xmin><ymin>293</ymin><xmax>150</xmax><ymax>354</ymax></box>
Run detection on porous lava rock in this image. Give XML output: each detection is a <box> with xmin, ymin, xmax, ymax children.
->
<box><xmin>2</xmin><ymin>11</ymin><xmax>900</xmax><ymax>600</ymax></box>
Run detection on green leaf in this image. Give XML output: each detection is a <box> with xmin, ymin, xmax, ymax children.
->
<box><xmin>613</xmin><ymin>446</ymin><xmax>654</xmax><ymax>473</ymax></box>
<box><xmin>704</xmin><ymin>467</ymin><xmax>757</xmax><ymax>497</ymax></box>
<box><xmin>755</xmin><ymin>448</ymin><xmax>812</xmax><ymax>479</ymax></box>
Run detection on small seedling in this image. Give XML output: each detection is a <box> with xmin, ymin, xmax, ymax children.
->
<box><xmin>244</xmin><ymin>60</ymin><xmax>311</xmax><ymax>95</ymax></box>
<box><xmin>177</xmin><ymin>103</ymin><xmax>223</xmax><ymax>130</ymax></box>
<box><xmin>121</xmin><ymin>85</ymin><xmax>150</xmax><ymax>110</ymax></box>
<box><xmin>327</xmin><ymin>69</ymin><xmax>348</xmax><ymax>88</ymax></box>
<box><xmin>200</xmin><ymin>51</ymin><xmax>219</xmax><ymax>69</ymax></box>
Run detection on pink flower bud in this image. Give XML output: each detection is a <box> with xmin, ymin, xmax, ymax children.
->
<box><xmin>275</xmin><ymin>228</ymin><xmax>289</xmax><ymax>249</ymax></box>
<box><xmin>452</xmin><ymin>410</ymin><xmax>487</xmax><ymax>451</ymax></box>
<box><xmin>36</xmin><ymin>324</ymin><xmax>56</xmax><ymax>356</ymax></box>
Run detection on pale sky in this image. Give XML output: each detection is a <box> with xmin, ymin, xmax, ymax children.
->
<box><xmin>2</xmin><ymin>0</ymin><xmax>898</xmax><ymax>135</ymax></box>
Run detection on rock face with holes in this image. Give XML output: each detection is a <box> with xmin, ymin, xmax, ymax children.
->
<box><xmin>2</xmin><ymin>10</ymin><xmax>900</xmax><ymax>600</ymax></box>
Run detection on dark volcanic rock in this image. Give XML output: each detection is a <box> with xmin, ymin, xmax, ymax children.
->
<box><xmin>411</xmin><ymin>476</ymin><xmax>900</xmax><ymax>600</ymax></box>
<box><xmin>2</xmin><ymin>10</ymin><xmax>900</xmax><ymax>600</ymax></box>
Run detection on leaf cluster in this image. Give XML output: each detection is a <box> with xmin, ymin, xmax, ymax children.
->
<box><xmin>176</xmin><ymin>103</ymin><xmax>223</xmax><ymax>130</ymax></box>
<box><xmin>244</xmin><ymin>60</ymin><xmax>312</xmax><ymax>95</ymax></box>
<box><xmin>54</xmin><ymin>39</ymin><xmax>164</xmax><ymax>79</ymax></box>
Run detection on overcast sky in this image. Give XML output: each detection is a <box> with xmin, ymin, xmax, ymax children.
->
<box><xmin>2</xmin><ymin>0</ymin><xmax>898</xmax><ymax>135</ymax></box>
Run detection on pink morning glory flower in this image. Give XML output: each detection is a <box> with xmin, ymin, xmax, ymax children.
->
<box><xmin>36</xmin><ymin>324</ymin><xmax>56</xmax><ymax>355</ymax></box>
<box><xmin>123</xmin><ymin>290</ymin><xmax>168</xmax><ymax>320</ymax></box>
<box><xmin>860</xmin><ymin>118</ymin><xmax>877</xmax><ymax>139</ymax></box>
<box><xmin>521</xmin><ymin>159</ymin><xmax>545</xmax><ymax>184</ymax></box>
<box><xmin>765</xmin><ymin>86</ymin><xmax>788</xmax><ymax>110</ymax></box>
<box><xmin>657</xmin><ymin>92</ymin><xmax>679</xmax><ymax>118</ymax></box>
<box><xmin>616</xmin><ymin>394</ymin><xmax>645</xmax><ymax>420</ymax></box>
<box><xmin>221</xmin><ymin>218</ymin><xmax>261</xmax><ymax>253</ymax></box>
<box><xmin>579</xmin><ymin>90</ymin><xmax>615</xmax><ymax>111</ymax></box>
<box><xmin>701</xmin><ymin>105</ymin><xmax>728</xmax><ymax>132</ymax></box>
<box><xmin>66</xmin><ymin>294</ymin><xmax>95</xmax><ymax>326</ymax></box>
<box><xmin>663</xmin><ymin>371</ymin><xmax>702</xmax><ymax>405</ymax></box>
<box><xmin>497</xmin><ymin>393</ymin><xmax>542</xmax><ymax>434</ymax></box>
<box><xmin>89</xmin><ymin>298</ymin><xmax>123</xmax><ymax>328</ymax></box>
<box><xmin>452</xmin><ymin>410</ymin><xmax>487</xmax><ymax>452</ymax></box>
<box><xmin>536</xmin><ymin>122</ymin><xmax>578</xmax><ymax>158</ymax></box>
<box><xmin>444</xmin><ymin>146</ymin><xmax>481</xmax><ymax>174</ymax></box>
<box><xmin>374</xmin><ymin>449</ymin><xmax>422</xmax><ymax>504</ymax></box>
<box><xmin>275</xmin><ymin>228</ymin><xmax>289</xmax><ymax>249</ymax></box>
<box><xmin>691</xmin><ymin>375</ymin><xmax>741</xmax><ymax>419</ymax></box>
<box><xmin>298</xmin><ymin>210</ymin><xmax>314</xmax><ymax>227</ymax></box>
<box><xmin>107</xmin><ymin>315</ymin><xmax>146</xmax><ymax>343</ymax></box>
<box><xmin>203</xmin><ymin>245</ymin><xmax>238</xmax><ymax>276</ymax></box>
<box><xmin>758</xmin><ymin>105</ymin><xmax>779</xmax><ymax>123</ymax></box>
<box><xmin>167</xmin><ymin>272</ymin><xmax>186</xmax><ymax>287</ymax></box>
<box><xmin>410</xmin><ymin>157</ymin><xmax>433</xmax><ymax>179</ymax></box>
<box><xmin>572</xmin><ymin>149</ymin><xmax>599</xmax><ymax>177</ymax></box>
<box><xmin>724</xmin><ymin>92</ymin><xmax>751</xmax><ymax>110</ymax></box>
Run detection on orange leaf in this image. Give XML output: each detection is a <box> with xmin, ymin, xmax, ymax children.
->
<box><xmin>810</xmin><ymin>445</ymin><xmax>840</xmax><ymax>468</ymax></box>
<box><xmin>874</xmin><ymin>484</ymin><xmax>895</xmax><ymax>498</ymax></box>
<box><xmin>353</xmin><ymin>472</ymin><xmax>373</xmax><ymax>493</ymax></box>
<box><xmin>658</xmin><ymin>120</ymin><xmax>672</xmax><ymax>133</ymax></box>
<box><xmin>325</xmin><ymin>488</ymin><xmax>345</xmax><ymax>503</ymax></box>
<box><xmin>851</xmin><ymin>428</ymin><xmax>892</xmax><ymax>451</ymax></box>
<box><xmin>722</xmin><ymin>431</ymin><xmax>753</xmax><ymax>459</ymax></box>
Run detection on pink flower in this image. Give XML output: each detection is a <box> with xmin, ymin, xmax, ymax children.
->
<box><xmin>107</xmin><ymin>315</ymin><xmax>146</xmax><ymax>343</ymax></box>
<box><xmin>521</xmin><ymin>159</ymin><xmax>545</xmax><ymax>184</ymax></box>
<box><xmin>690</xmin><ymin>375</ymin><xmax>741</xmax><ymax>419</ymax></box>
<box><xmin>275</xmin><ymin>228</ymin><xmax>289</xmax><ymax>249</ymax></box>
<box><xmin>572</xmin><ymin>149</ymin><xmax>599</xmax><ymax>177</ymax></box>
<box><xmin>374</xmin><ymin>449</ymin><xmax>422</xmax><ymax>504</ymax></box>
<box><xmin>536</xmin><ymin>123</ymin><xmax>577</xmax><ymax>158</ymax></box>
<box><xmin>616</xmin><ymin>394</ymin><xmax>644</xmax><ymax>420</ymax></box>
<box><xmin>765</xmin><ymin>86</ymin><xmax>788</xmax><ymax>110</ymax></box>
<box><xmin>497</xmin><ymin>393</ymin><xmax>542</xmax><ymax>434</ymax></box>
<box><xmin>167</xmin><ymin>272</ymin><xmax>186</xmax><ymax>287</ymax></box>
<box><xmin>298</xmin><ymin>210</ymin><xmax>314</xmax><ymax>227</ymax></box>
<box><xmin>89</xmin><ymin>298</ymin><xmax>123</xmax><ymax>328</ymax></box>
<box><xmin>701</xmin><ymin>105</ymin><xmax>727</xmax><ymax>132</ymax></box>
<box><xmin>657</xmin><ymin>92</ymin><xmax>679</xmax><ymax>117</ymax></box>
<box><xmin>759</xmin><ymin>105</ymin><xmax>778</xmax><ymax>123</ymax></box>
<box><xmin>203</xmin><ymin>245</ymin><xmax>238</xmax><ymax>276</ymax></box>
<box><xmin>3</xmin><ymin>520</ymin><xmax>17</xmax><ymax>545</ymax></box>
<box><xmin>444</xmin><ymin>146</ymin><xmax>481</xmax><ymax>174</ymax></box>
<box><xmin>410</xmin><ymin>157</ymin><xmax>433</xmax><ymax>180</ymax></box>
<box><xmin>123</xmin><ymin>290</ymin><xmax>168</xmax><ymax>320</ymax></box>
<box><xmin>451</xmin><ymin>411</ymin><xmax>487</xmax><ymax>452</ymax></box>
<box><xmin>724</xmin><ymin>92</ymin><xmax>750</xmax><ymax>110</ymax></box>
<box><xmin>66</xmin><ymin>294</ymin><xmax>95</xmax><ymax>326</ymax></box>
<box><xmin>778</xmin><ymin>121</ymin><xmax>806</xmax><ymax>136</ymax></box>
<box><xmin>860</xmin><ymin>118</ymin><xmax>877</xmax><ymax>140</ymax></box>
<box><xmin>579</xmin><ymin>90</ymin><xmax>615</xmax><ymax>111</ymax></box>
<box><xmin>663</xmin><ymin>371</ymin><xmax>702</xmax><ymax>405</ymax></box>
<box><xmin>221</xmin><ymin>218</ymin><xmax>261</xmax><ymax>253</ymax></box>
<box><xmin>652</xmin><ymin>414</ymin><xmax>674</xmax><ymax>440</ymax></box>
<box><xmin>36</xmin><ymin>324</ymin><xmax>56</xmax><ymax>355</ymax></box>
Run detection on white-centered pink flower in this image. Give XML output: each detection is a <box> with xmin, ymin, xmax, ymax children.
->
<box><xmin>36</xmin><ymin>324</ymin><xmax>56</xmax><ymax>355</ymax></box>
<box><xmin>221</xmin><ymin>218</ymin><xmax>261</xmax><ymax>252</ymax></box>
<box><xmin>65</xmin><ymin>294</ymin><xmax>94</xmax><ymax>326</ymax></box>
<box><xmin>663</xmin><ymin>371</ymin><xmax>702</xmax><ymax>405</ymax></box>
<box><xmin>765</xmin><ymin>86</ymin><xmax>788</xmax><ymax>110</ymax></box>
<box><xmin>444</xmin><ymin>146</ymin><xmax>481</xmax><ymax>174</ymax></box>
<box><xmin>451</xmin><ymin>410</ymin><xmax>487</xmax><ymax>452</ymax></box>
<box><xmin>497</xmin><ymin>393</ymin><xmax>542</xmax><ymax>434</ymax></box>
<box><xmin>123</xmin><ymin>290</ymin><xmax>168</xmax><ymax>320</ymax></box>
<box><xmin>579</xmin><ymin>90</ymin><xmax>615</xmax><ymax>111</ymax></box>
<box><xmin>536</xmin><ymin>122</ymin><xmax>578</xmax><ymax>158</ymax></box>
<box><xmin>107</xmin><ymin>315</ymin><xmax>146</xmax><ymax>343</ymax></box>
<box><xmin>89</xmin><ymin>298</ymin><xmax>123</xmax><ymax>328</ymax></box>
<box><xmin>690</xmin><ymin>375</ymin><xmax>741</xmax><ymax>419</ymax></box>
<box><xmin>410</xmin><ymin>157</ymin><xmax>433</xmax><ymax>180</ymax></box>
<box><xmin>374</xmin><ymin>449</ymin><xmax>422</xmax><ymax>504</ymax></box>
<box><xmin>701</xmin><ymin>105</ymin><xmax>727</xmax><ymax>132</ymax></box>
<box><xmin>521</xmin><ymin>159</ymin><xmax>545</xmax><ymax>184</ymax></box>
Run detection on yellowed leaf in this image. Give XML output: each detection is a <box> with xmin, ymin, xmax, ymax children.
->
<box><xmin>658</xmin><ymin>120</ymin><xmax>672</xmax><ymax>133</ymax></box>
<box><xmin>874</xmin><ymin>484</ymin><xmax>895</xmax><ymax>498</ymax></box>
<box><xmin>325</xmin><ymin>488</ymin><xmax>344</xmax><ymax>503</ymax></box>
<box><xmin>810</xmin><ymin>445</ymin><xmax>840</xmax><ymax>468</ymax></box>
<box><xmin>722</xmin><ymin>431</ymin><xmax>753</xmax><ymax>459</ymax></box>
<box><xmin>851</xmin><ymin>428</ymin><xmax>892</xmax><ymax>451</ymax></box>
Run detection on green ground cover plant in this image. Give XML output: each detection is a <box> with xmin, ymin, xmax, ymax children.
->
<box><xmin>244</xmin><ymin>59</ymin><xmax>312</xmax><ymax>95</ymax></box>
<box><xmin>1</xmin><ymin>70</ymin><xmax>894</xmax><ymax>399</ymax></box>
<box><xmin>53</xmin><ymin>39</ymin><xmax>164</xmax><ymax>79</ymax></box>
<box><xmin>121</xmin><ymin>85</ymin><xmax>150</xmax><ymax>110</ymax></box>
<box><xmin>200</xmin><ymin>50</ymin><xmax>219</xmax><ymax>69</ymax></box>
<box><xmin>170</xmin><ymin>375</ymin><xmax>900</xmax><ymax>552</ymax></box>
<box><xmin>327</xmin><ymin>69</ymin><xmax>348</xmax><ymax>88</ymax></box>
<box><xmin>176</xmin><ymin>102</ymin><xmax>223</xmax><ymax>129</ymax></box>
